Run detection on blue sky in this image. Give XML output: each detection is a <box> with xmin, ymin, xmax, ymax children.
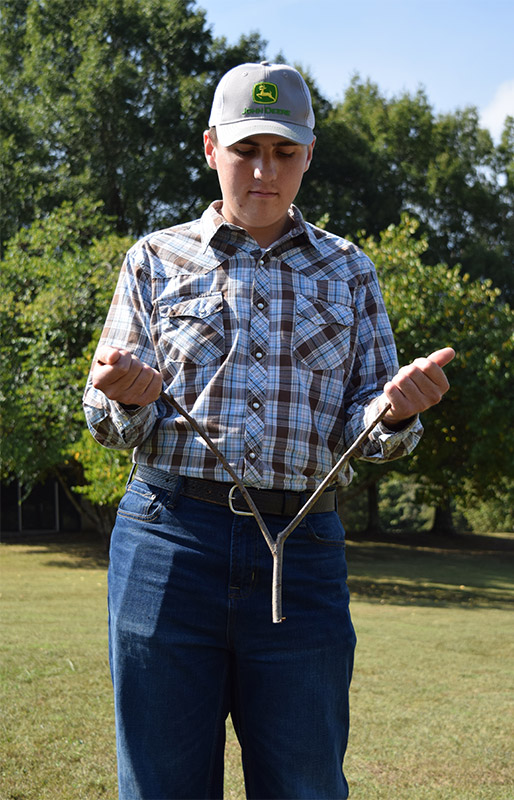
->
<box><xmin>198</xmin><ymin>0</ymin><xmax>514</xmax><ymax>141</ymax></box>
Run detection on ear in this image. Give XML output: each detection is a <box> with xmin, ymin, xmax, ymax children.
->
<box><xmin>204</xmin><ymin>130</ymin><xmax>218</xmax><ymax>170</ymax></box>
<box><xmin>303</xmin><ymin>136</ymin><xmax>316</xmax><ymax>173</ymax></box>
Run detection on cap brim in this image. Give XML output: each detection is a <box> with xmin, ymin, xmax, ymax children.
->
<box><xmin>215</xmin><ymin>120</ymin><xmax>315</xmax><ymax>147</ymax></box>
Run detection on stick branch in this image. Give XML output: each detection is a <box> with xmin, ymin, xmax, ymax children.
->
<box><xmin>160</xmin><ymin>391</ymin><xmax>276</xmax><ymax>552</ymax></box>
<box><xmin>161</xmin><ymin>390</ymin><xmax>391</xmax><ymax>623</ymax></box>
<box><xmin>269</xmin><ymin>402</ymin><xmax>392</xmax><ymax>621</ymax></box>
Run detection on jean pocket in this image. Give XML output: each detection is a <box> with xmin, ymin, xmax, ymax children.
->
<box><xmin>293</xmin><ymin>295</ymin><xmax>354</xmax><ymax>370</ymax></box>
<box><xmin>116</xmin><ymin>480</ymin><xmax>166</xmax><ymax>522</ymax></box>
<box><xmin>305</xmin><ymin>513</ymin><xmax>346</xmax><ymax>546</ymax></box>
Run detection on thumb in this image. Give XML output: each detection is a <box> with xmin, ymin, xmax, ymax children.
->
<box><xmin>96</xmin><ymin>345</ymin><xmax>122</xmax><ymax>366</ymax></box>
<box><xmin>427</xmin><ymin>347</ymin><xmax>455</xmax><ymax>368</ymax></box>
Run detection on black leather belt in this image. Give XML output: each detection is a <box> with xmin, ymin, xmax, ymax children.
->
<box><xmin>135</xmin><ymin>465</ymin><xmax>337</xmax><ymax>517</ymax></box>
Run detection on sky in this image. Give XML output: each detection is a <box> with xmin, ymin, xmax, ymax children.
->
<box><xmin>197</xmin><ymin>0</ymin><xmax>514</xmax><ymax>141</ymax></box>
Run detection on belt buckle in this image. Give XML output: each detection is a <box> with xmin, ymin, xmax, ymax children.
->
<box><xmin>228</xmin><ymin>485</ymin><xmax>254</xmax><ymax>516</ymax></box>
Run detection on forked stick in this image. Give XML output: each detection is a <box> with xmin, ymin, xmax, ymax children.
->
<box><xmin>269</xmin><ymin>401</ymin><xmax>392</xmax><ymax>621</ymax></box>
<box><xmin>161</xmin><ymin>391</ymin><xmax>391</xmax><ymax>622</ymax></box>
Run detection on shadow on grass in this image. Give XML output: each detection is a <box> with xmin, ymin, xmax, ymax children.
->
<box><xmin>347</xmin><ymin>528</ymin><xmax>514</xmax><ymax>552</ymax></box>
<box><xmin>346</xmin><ymin>533</ymin><xmax>514</xmax><ymax>610</ymax></box>
<box><xmin>3</xmin><ymin>530</ymin><xmax>514</xmax><ymax>609</ymax></box>
<box><xmin>347</xmin><ymin>575</ymin><xmax>514</xmax><ymax>609</ymax></box>
<box><xmin>1</xmin><ymin>531</ymin><xmax>110</xmax><ymax>569</ymax></box>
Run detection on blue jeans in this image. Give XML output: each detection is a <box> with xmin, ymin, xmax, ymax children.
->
<box><xmin>108</xmin><ymin>477</ymin><xmax>356</xmax><ymax>799</ymax></box>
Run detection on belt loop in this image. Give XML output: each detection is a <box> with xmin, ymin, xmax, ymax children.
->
<box><xmin>170</xmin><ymin>476</ymin><xmax>183</xmax><ymax>507</ymax></box>
<box><xmin>126</xmin><ymin>462</ymin><xmax>137</xmax><ymax>488</ymax></box>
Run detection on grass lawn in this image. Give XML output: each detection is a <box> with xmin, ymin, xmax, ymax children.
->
<box><xmin>1</xmin><ymin>532</ymin><xmax>513</xmax><ymax>799</ymax></box>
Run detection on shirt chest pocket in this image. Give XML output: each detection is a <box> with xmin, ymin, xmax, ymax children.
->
<box><xmin>158</xmin><ymin>292</ymin><xmax>225</xmax><ymax>364</ymax></box>
<box><xmin>293</xmin><ymin>295</ymin><xmax>355</xmax><ymax>370</ymax></box>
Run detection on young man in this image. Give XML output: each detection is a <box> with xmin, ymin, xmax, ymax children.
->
<box><xmin>84</xmin><ymin>61</ymin><xmax>454</xmax><ymax>800</ymax></box>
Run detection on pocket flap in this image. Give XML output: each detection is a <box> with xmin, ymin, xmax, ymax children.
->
<box><xmin>161</xmin><ymin>292</ymin><xmax>223</xmax><ymax>320</ymax></box>
<box><xmin>296</xmin><ymin>294</ymin><xmax>354</xmax><ymax>327</ymax></box>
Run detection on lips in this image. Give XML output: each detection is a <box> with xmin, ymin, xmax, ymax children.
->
<box><xmin>249</xmin><ymin>190</ymin><xmax>278</xmax><ymax>198</ymax></box>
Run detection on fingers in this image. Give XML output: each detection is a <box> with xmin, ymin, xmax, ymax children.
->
<box><xmin>92</xmin><ymin>347</ymin><xmax>162</xmax><ymax>406</ymax></box>
<box><xmin>382</xmin><ymin>347</ymin><xmax>455</xmax><ymax>426</ymax></box>
<box><xmin>427</xmin><ymin>347</ymin><xmax>455</xmax><ymax>369</ymax></box>
<box><xmin>96</xmin><ymin>344</ymin><xmax>123</xmax><ymax>367</ymax></box>
<box><xmin>383</xmin><ymin>367</ymin><xmax>441</xmax><ymax>418</ymax></box>
<box><xmin>402</xmin><ymin>355</ymin><xmax>449</xmax><ymax>398</ymax></box>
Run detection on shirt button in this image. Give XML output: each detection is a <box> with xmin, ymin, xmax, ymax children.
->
<box><xmin>252</xmin><ymin>401</ymin><xmax>260</xmax><ymax>410</ymax></box>
<box><xmin>248</xmin><ymin>452</ymin><xmax>257</xmax><ymax>460</ymax></box>
<box><xmin>255</xmin><ymin>351</ymin><xmax>263</xmax><ymax>360</ymax></box>
<box><xmin>256</xmin><ymin>301</ymin><xmax>265</xmax><ymax>310</ymax></box>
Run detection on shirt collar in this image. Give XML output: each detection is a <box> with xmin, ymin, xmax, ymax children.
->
<box><xmin>199</xmin><ymin>201</ymin><xmax>226</xmax><ymax>251</ymax></box>
<box><xmin>199</xmin><ymin>201</ymin><xmax>323</xmax><ymax>257</ymax></box>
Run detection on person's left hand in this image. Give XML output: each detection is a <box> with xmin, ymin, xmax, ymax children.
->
<box><xmin>380</xmin><ymin>347</ymin><xmax>455</xmax><ymax>429</ymax></box>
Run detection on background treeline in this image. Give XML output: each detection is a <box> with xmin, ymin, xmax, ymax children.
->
<box><xmin>1</xmin><ymin>0</ymin><xmax>513</xmax><ymax>536</ymax></box>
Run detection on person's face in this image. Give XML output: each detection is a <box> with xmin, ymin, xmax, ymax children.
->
<box><xmin>204</xmin><ymin>132</ymin><xmax>315</xmax><ymax>248</ymax></box>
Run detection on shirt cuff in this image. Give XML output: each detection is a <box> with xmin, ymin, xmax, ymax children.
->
<box><xmin>83</xmin><ymin>384</ymin><xmax>159</xmax><ymax>449</ymax></box>
<box><xmin>362</xmin><ymin>396</ymin><xmax>423</xmax><ymax>459</ymax></box>
<box><xmin>109</xmin><ymin>400</ymin><xmax>155</xmax><ymax>435</ymax></box>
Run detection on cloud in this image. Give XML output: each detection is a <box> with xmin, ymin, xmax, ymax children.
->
<box><xmin>480</xmin><ymin>79</ymin><xmax>514</xmax><ymax>140</ymax></box>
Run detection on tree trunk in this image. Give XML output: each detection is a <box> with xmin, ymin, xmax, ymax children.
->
<box><xmin>431</xmin><ymin>502</ymin><xmax>456</xmax><ymax>535</ymax></box>
<box><xmin>365</xmin><ymin>482</ymin><xmax>384</xmax><ymax>536</ymax></box>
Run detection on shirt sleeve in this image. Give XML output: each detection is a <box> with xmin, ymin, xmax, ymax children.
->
<box><xmin>342</xmin><ymin>257</ymin><xmax>423</xmax><ymax>462</ymax></box>
<box><xmin>82</xmin><ymin>244</ymin><xmax>165</xmax><ymax>450</ymax></box>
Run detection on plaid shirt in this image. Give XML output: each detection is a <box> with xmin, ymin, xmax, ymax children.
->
<box><xmin>83</xmin><ymin>202</ymin><xmax>422</xmax><ymax>491</ymax></box>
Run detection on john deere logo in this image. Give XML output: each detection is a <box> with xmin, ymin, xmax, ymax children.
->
<box><xmin>253</xmin><ymin>82</ymin><xmax>278</xmax><ymax>104</ymax></box>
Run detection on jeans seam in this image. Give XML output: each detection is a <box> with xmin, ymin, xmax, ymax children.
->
<box><xmin>116</xmin><ymin>508</ymin><xmax>163</xmax><ymax>522</ymax></box>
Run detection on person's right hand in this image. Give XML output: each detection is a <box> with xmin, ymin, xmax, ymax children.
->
<box><xmin>92</xmin><ymin>346</ymin><xmax>162</xmax><ymax>407</ymax></box>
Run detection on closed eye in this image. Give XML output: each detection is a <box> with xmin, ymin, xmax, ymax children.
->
<box><xmin>233</xmin><ymin>148</ymin><xmax>297</xmax><ymax>159</ymax></box>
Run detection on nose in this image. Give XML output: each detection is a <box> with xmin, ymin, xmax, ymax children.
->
<box><xmin>253</xmin><ymin>154</ymin><xmax>277</xmax><ymax>181</ymax></box>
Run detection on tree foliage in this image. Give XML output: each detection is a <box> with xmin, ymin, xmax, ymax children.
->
<box><xmin>300</xmin><ymin>77</ymin><xmax>514</xmax><ymax>303</ymax></box>
<box><xmin>1</xmin><ymin>0</ymin><xmax>513</xmax><ymax>531</ymax></box>
<box><xmin>0</xmin><ymin>199</ymin><xmax>132</xmax><ymax>487</ymax></box>
<box><xmin>362</xmin><ymin>215</ymin><xmax>514</xmax><ymax>514</ymax></box>
<box><xmin>0</xmin><ymin>0</ymin><xmax>267</xmax><ymax>245</ymax></box>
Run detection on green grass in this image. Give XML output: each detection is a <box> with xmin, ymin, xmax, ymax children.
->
<box><xmin>1</xmin><ymin>534</ymin><xmax>513</xmax><ymax>799</ymax></box>
<box><xmin>0</xmin><ymin>540</ymin><xmax>114</xmax><ymax>799</ymax></box>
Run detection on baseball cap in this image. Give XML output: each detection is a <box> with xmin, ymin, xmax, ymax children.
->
<box><xmin>208</xmin><ymin>61</ymin><xmax>315</xmax><ymax>146</ymax></box>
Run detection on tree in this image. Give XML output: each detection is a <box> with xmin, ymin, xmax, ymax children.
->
<box><xmin>0</xmin><ymin>0</ymin><xmax>268</xmax><ymax>246</ymax></box>
<box><xmin>0</xmin><ymin>0</ymin><xmax>43</xmax><ymax>247</ymax></box>
<box><xmin>424</xmin><ymin>108</ymin><xmax>513</xmax><ymax>301</ymax></box>
<box><xmin>0</xmin><ymin>3</ymin><xmax>274</xmax><ymax>519</ymax></box>
<box><xmin>69</xmin><ymin>422</ymin><xmax>132</xmax><ymax>537</ymax></box>
<box><xmin>0</xmin><ymin>199</ymin><xmax>133</xmax><ymax>491</ymax></box>
<box><xmin>299</xmin><ymin>77</ymin><xmax>514</xmax><ymax>303</ymax></box>
<box><xmin>359</xmin><ymin>215</ymin><xmax>514</xmax><ymax>533</ymax></box>
<box><xmin>298</xmin><ymin>81</ymin><xmax>403</xmax><ymax>241</ymax></box>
